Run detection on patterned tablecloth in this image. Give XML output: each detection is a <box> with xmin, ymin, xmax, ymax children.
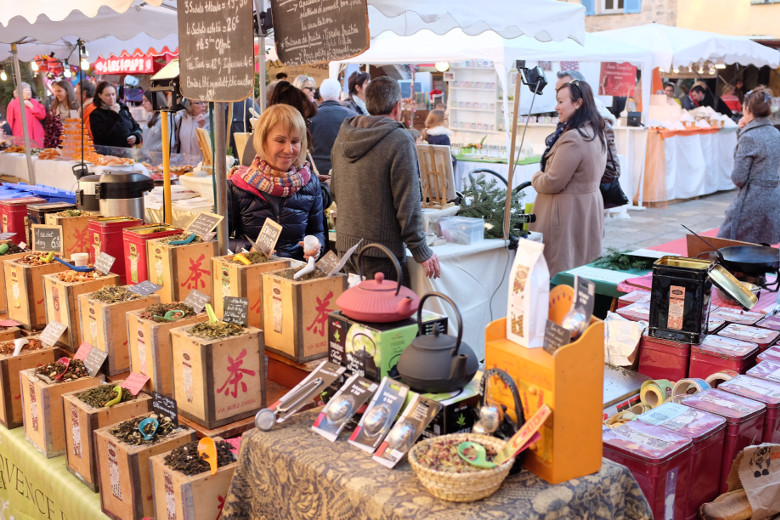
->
<box><xmin>222</xmin><ymin>410</ymin><xmax>652</xmax><ymax>520</ymax></box>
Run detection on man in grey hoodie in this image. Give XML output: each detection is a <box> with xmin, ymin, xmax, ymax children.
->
<box><xmin>331</xmin><ymin>76</ymin><xmax>440</xmax><ymax>284</ymax></box>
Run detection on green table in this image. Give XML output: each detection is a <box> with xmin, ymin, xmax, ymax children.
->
<box><xmin>551</xmin><ymin>262</ymin><xmax>650</xmax><ymax>318</ymax></box>
<box><xmin>454</xmin><ymin>154</ymin><xmax>541</xmax><ymax>165</ymax></box>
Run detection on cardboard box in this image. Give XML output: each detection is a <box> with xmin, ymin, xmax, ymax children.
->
<box><xmin>0</xmin><ymin>337</ymin><xmax>56</xmax><ymax>428</ymax></box>
<box><xmin>147</xmin><ymin>238</ymin><xmax>218</xmax><ymax>303</ymax></box>
<box><xmin>4</xmin><ymin>255</ymin><xmax>68</xmax><ymax>330</ymax></box>
<box><xmin>421</xmin><ymin>373</ymin><xmax>480</xmax><ymax>438</ymax></box>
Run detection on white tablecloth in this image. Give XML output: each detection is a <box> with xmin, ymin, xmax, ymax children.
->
<box><xmin>663</xmin><ymin>127</ymin><xmax>737</xmax><ymax>201</ymax></box>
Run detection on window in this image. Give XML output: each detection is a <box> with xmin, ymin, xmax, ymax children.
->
<box><xmin>602</xmin><ymin>0</ymin><xmax>625</xmax><ymax>13</ymax></box>
<box><xmin>582</xmin><ymin>0</ymin><xmax>640</xmax><ymax>15</ymax></box>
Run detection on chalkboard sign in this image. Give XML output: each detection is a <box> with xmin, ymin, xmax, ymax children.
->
<box><xmin>31</xmin><ymin>225</ymin><xmax>63</xmax><ymax>253</ymax></box>
<box><xmin>183</xmin><ymin>289</ymin><xmax>210</xmax><ymax>314</ymax></box>
<box><xmin>223</xmin><ymin>296</ymin><xmax>249</xmax><ymax>326</ymax></box>
<box><xmin>185</xmin><ymin>212</ymin><xmax>224</xmax><ymax>237</ymax></box>
<box><xmin>543</xmin><ymin>320</ymin><xmax>571</xmax><ymax>356</ymax></box>
<box><xmin>127</xmin><ymin>280</ymin><xmax>162</xmax><ymax>296</ymax></box>
<box><xmin>255</xmin><ymin>218</ymin><xmax>283</xmax><ymax>258</ymax></box>
<box><xmin>177</xmin><ymin>0</ymin><xmax>254</xmax><ymax>101</ymax></box>
<box><xmin>271</xmin><ymin>0</ymin><xmax>370</xmax><ymax>66</ymax></box>
<box><xmin>94</xmin><ymin>252</ymin><xmax>115</xmax><ymax>275</ymax></box>
<box><xmin>316</xmin><ymin>250</ymin><xmax>339</xmax><ymax>274</ymax></box>
<box><xmin>152</xmin><ymin>392</ymin><xmax>178</xmax><ymax>427</ymax></box>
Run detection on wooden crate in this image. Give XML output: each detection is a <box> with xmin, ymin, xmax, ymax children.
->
<box><xmin>63</xmin><ymin>386</ymin><xmax>152</xmax><ymax>491</ymax></box>
<box><xmin>78</xmin><ymin>293</ymin><xmax>161</xmax><ymax>376</ymax></box>
<box><xmin>150</xmin><ymin>442</ymin><xmax>237</xmax><ymax>520</ymax></box>
<box><xmin>0</xmin><ymin>325</ymin><xmax>21</xmax><ymax>342</ymax></box>
<box><xmin>212</xmin><ymin>255</ymin><xmax>290</xmax><ymax>330</ymax></box>
<box><xmin>147</xmin><ymin>239</ymin><xmax>217</xmax><ymax>303</ymax></box>
<box><xmin>43</xmin><ymin>272</ymin><xmax>119</xmax><ymax>351</ymax></box>
<box><xmin>45</xmin><ymin>212</ymin><xmax>96</xmax><ymax>257</ymax></box>
<box><xmin>0</xmin><ymin>252</ymin><xmax>31</xmax><ymax>313</ymax></box>
<box><xmin>126</xmin><ymin>310</ymin><xmax>209</xmax><ymax>397</ymax></box>
<box><xmin>0</xmin><ymin>338</ymin><xmax>57</xmax><ymax>428</ymax></box>
<box><xmin>94</xmin><ymin>416</ymin><xmax>196</xmax><ymax>520</ymax></box>
<box><xmin>4</xmin><ymin>257</ymin><xmax>68</xmax><ymax>330</ymax></box>
<box><xmin>170</xmin><ymin>325</ymin><xmax>265</xmax><ymax>429</ymax></box>
<box><xmin>19</xmin><ymin>367</ymin><xmax>102</xmax><ymax>458</ymax></box>
<box><xmin>262</xmin><ymin>271</ymin><xmax>348</xmax><ymax>363</ymax></box>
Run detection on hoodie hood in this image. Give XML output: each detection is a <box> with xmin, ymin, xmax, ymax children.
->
<box><xmin>338</xmin><ymin>115</ymin><xmax>406</xmax><ymax>162</ymax></box>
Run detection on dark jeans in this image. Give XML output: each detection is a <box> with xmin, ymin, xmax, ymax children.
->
<box><xmin>343</xmin><ymin>252</ymin><xmax>412</xmax><ymax>289</ymax></box>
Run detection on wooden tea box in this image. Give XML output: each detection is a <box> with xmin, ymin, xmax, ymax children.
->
<box><xmin>26</xmin><ymin>201</ymin><xmax>76</xmax><ymax>246</ymax></box>
<box><xmin>150</xmin><ymin>439</ymin><xmax>237</xmax><ymax>520</ymax></box>
<box><xmin>45</xmin><ymin>211</ymin><xmax>99</xmax><ymax>258</ymax></box>
<box><xmin>94</xmin><ymin>414</ymin><xmax>197</xmax><ymax>520</ymax></box>
<box><xmin>78</xmin><ymin>291</ymin><xmax>161</xmax><ymax>375</ymax></box>
<box><xmin>262</xmin><ymin>270</ymin><xmax>348</xmax><ymax>363</ymax></box>
<box><xmin>43</xmin><ymin>271</ymin><xmax>119</xmax><ymax>351</ymax></box>
<box><xmin>0</xmin><ymin>251</ymin><xmax>32</xmax><ymax>313</ymax></box>
<box><xmin>170</xmin><ymin>324</ymin><xmax>265</xmax><ymax>429</ymax></box>
<box><xmin>127</xmin><ymin>309</ymin><xmax>208</xmax><ymax>397</ymax></box>
<box><xmin>19</xmin><ymin>366</ymin><xmax>103</xmax><ymax>457</ymax></box>
<box><xmin>147</xmin><ymin>237</ymin><xmax>218</xmax><ymax>303</ymax></box>
<box><xmin>4</xmin><ymin>253</ymin><xmax>68</xmax><ymax>330</ymax></box>
<box><xmin>0</xmin><ymin>336</ymin><xmax>56</xmax><ymax>429</ymax></box>
<box><xmin>63</xmin><ymin>385</ymin><xmax>152</xmax><ymax>491</ymax></box>
<box><xmin>0</xmin><ymin>324</ymin><xmax>22</xmax><ymax>342</ymax></box>
<box><xmin>212</xmin><ymin>254</ymin><xmax>291</xmax><ymax>330</ymax></box>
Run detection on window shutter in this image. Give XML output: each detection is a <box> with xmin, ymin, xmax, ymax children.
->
<box><xmin>581</xmin><ymin>0</ymin><xmax>595</xmax><ymax>15</ymax></box>
<box><xmin>624</xmin><ymin>0</ymin><xmax>642</xmax><ymax>14</ymax></box>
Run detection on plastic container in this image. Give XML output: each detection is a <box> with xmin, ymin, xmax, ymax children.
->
<box><xmin>616</xmin><ymin>301</ymin><xmax>650</xmax><ymax>322</ymax></box>
<box><xmin>602</xmin><ymin>421</ymin><xmax>692</xmax><ymax>520</ymax></box>
<box><xmin>438</xmin><ymin>216</ymin><xmax>484</xmax><ymax>245</ymax></box>
<box><xmin>637</xmin><ymin>333</ymin><xmax>690</xmax><ymax>381</ymax></box>
<box><xmin>708</xmin><ymin>307</ymin><xmax>763</xmax><ymax>326</ymax></box>
<box><xmin>682</xmin><ymin>388</ymin><xmax>766</xmax><ymax>493</ymax></box>
<box><xmin>87</xmin><ymin>216</ymin><xmax>143</xmax><ymax>284</ymax></box>
<box><xmin>718</xmin><ymin>323</ymin><xmax>780</xmax><ymax>352</ymax></box>
<box><xmin>122</xmin><ymin>224</ymin><xmax>182</xmax><ymax>284</ymax></box>
<box><xmin>0</xmin><ymin>196</ymin><xmax>46</xmax><ymax>244</ymax></box>
<box><xmin>637</xmin><ymin>402</ymin><xmax>726</xmax><ymax>520</ymax></box>
<box><xmin>688</xmin><ymin>334</ymin><xmax>759</xmax><ymax>379</ymax></box>
<box><xmin>617</xmin><ymin>290</ymin><xmax>650</xmax><ymax>309</ymax></box>
<box><xmin>719</xmin><ymin>374</ymin><xmax>780</xmax><ymax>444</ymax></box>
<box><xmin>758</xmin><ymin>346</ymin><xmax>780</xmax><ymax>364</ymax></box>
<box><xmin>746</xmin><ymin>360</ymin><xmax>780</xmax><ymax>384</ymax></box>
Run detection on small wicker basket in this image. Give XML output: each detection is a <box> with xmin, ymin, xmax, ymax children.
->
<box><xmin>408</xmin><ymin>433</ymin><xmax>514</xmax><ymax>502</ymax></box>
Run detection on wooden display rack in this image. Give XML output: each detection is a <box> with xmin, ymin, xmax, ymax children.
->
<box><xmin>484</xmin><ymin>285</ymin><xmax>604</xmax><ymax>484</ymax></box>
<box><xmin>416</xmin><ymin>143</ymin><xmax>456</xmax><ymax>209</ymax></box>
<box><xmin>147</xmin><ymin>238</ymin><xmax>218</xmax><ymax>303</ymax></box>
<box><xmin>0</xmin><ymin>337</ymin><xmax>56</xmax><ymax>429</ymax></box>
<box><xmin>4</xmin><ymin>257</ymin><xmax>68</xmax><ymax>330</ymax></box>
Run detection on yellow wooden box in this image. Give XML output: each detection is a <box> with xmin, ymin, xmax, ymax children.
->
<box><xmin>63</xmin><ymin>386</ymin><xmax>152</xmax><ymax>491</ymax></box>
<box><xmin>78</xmin><ymin>292</ymin><xmax>161</xmax><ymax>376</ymax></box>
<box><xmin>0</xmin><ymin>337</ymin><xmax>56</xmax><ymax>429</ymax></box>
<box><xmin>19</xmin><ymin>367</ymin><xmax>103</xmax><ymax>458</ymax></box>
<box><xmin>4</xmin><ymin>256</ymin><xmax>68</xmax><ymax>330</ymax></box>
<box><xmin>43</xmin><ymin>272</ymin><xmax>119</xmax><ymax>351</ymax></box>
<box><xmin>170</xmin><ymin>324</ymin><xmax>265</xmax><ymax>429</ymax></box>
<box><xmin>150</xmin><ymin>442</ymin><xmax>237</xmax><ymax>520</ymax></box>
<box><xmin>126</xmin><ymin>310</ymin><xmax>209</xmax><ymax>397</ymax></box>
<box><xmin>0</xmin><ymin>251</ymin><xmax>31</xmax><ymax>313</ymax></box>
<box><xmin>212</xmin><ymin>255</ymin><xmax>290</xmax><ymax>330</ymax></box>
<box><xmin>261</xmin><ymin>271</ymin><xmax>348</xmax><ymax>364</ymax></box>
<box><xmin>45</xmin><ymin>212</ymin><xmax>97</xmax><ymax>257</ymax></box>
<box><xmin>94</xmin><ymin>415</ymin><xmax>196</xmax><ymax>520</ymax></box>
<box><xmin>146</xmin><ymin>238</ymin><xmax>218</xmax><ymax>304</ymax></box>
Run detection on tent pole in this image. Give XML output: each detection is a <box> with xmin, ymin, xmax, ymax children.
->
<box><xmin>161</xmin><ymin>110</ymin><xmax>172</xmax><ymax>224</ymax></box>
<box><xmin>503</xmin><ymin>69</ymin><xmax>522</xmax><ymax>240</ymax></box>
<box><xmin>11</xmin><ymin>44</ymin><xmax>36</xmax><ymax>185</ymax></box>
<box><xmin>213</xmin><ymin>102</ymin><xmax>228</xmax><ymax>256</ymax></box>
<box><xmin>254</xmin><ymin>0</ymin><xmax>266</xmax><ymax>113</ymax></box>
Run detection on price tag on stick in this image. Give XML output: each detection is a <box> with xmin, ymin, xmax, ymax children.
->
<box><xmin>185</xmin><ymin>212</ymin><xmax>224</xmax><ymax>237</ymax></box>
<box><xmin>127</xmin><ymin>280</ymin><xmax>162</xmax><ymax>296</ymax></box>
<box><xmin>73</xmin><ymin>342</ymin><xmax>92</xmax><ymax>361</ymax></box>
<box><xmin>223</xmin><ymin>296</ymin><xmax>249</xmax><ymax>326</ymax></box>
<box><xmin>122</xmin><ymin>373</ymin><xmax>151</xmax><ymax>396</ymax></box>
<box><xmin>183</xmin><ymin>289</ymin><xmax>210</xmax><ymax>314</ymax></box>
<box><xmin>315</xmin><ymin>250</ymin><xmax>339</xmax><ymax>274</ymax></box>
<box><xmin>83</xmin><ymin>348</ymin><xmax>108</xmax><ymax>377</ymax></box>
<box><xmin>40</xmin><ymin>321</ymin><xmax>68</xmax><ymax>347</ymax></box>
<box><xmin>255</xmin><ymin>218</ymin><xmax>283</xmax><ymax>258</ymax></box>
<box><xmin>152</xmin><ymin>392</ymin><xmax>178</xmax><ymax>427</ymax></box>
<box><xmin>94</xmin><ymin>252</ymin><xmax>115</xmax><ymax>275</ymax></box>
<box><xmin>327</xmin><ymin>239</ymin><xmax>363</xmax><ymax>278</ymax></box>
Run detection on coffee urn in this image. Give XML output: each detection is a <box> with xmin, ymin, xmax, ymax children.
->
<box><xmin>76</xmin><ymin>175</ymin><xmax>102</xmax><ymax>211</ymax></box>
<box><xmin>95</xmin><ymin>170</ymin><xmax>155</xmax><ymax>219</ymax></box>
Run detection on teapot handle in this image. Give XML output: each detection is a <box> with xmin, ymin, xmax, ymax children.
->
<box><xmin>417</xmin><ymin>292</ymin><xmax>462</xmax><ymax>357</ymax></box>
<box><xmin>356</xmin><ymin>243</ymin><xmax>402</xmax><ymax>296</ymax></box>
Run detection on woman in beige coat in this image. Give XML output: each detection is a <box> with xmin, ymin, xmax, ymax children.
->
<box><xmin>530</xmin><ymin>80</ymin><xmax>606</xmax><ymax>275</ymax></box>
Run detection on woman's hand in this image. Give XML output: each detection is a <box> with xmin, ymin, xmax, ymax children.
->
<box><xmin>110</xmin><ymin>103</ymin><xmax>121</xmax><ymax>114</ymax></box>
<box><xmin>299</xmin><ymin>240</ymin><xmax>321</xmax><ymax>261</ymax></box>
<box><xmin>737</xmin><ymin>116</ymin><xmax>748</xmax><ymax>129</ymax></box>
<box><xmin>23</xmin><ymin>100</ymin><xmax>33</xmax><ymax>110</ymax></box>
<box><xmin>127</xmin><ymin>135</ymin><xmax>137</xmax><ymax>145</ymax></box>
<box><xmin>421</xmin><ymin>253</ymin><xmax>440</xmax><ymax>279</ymax></box>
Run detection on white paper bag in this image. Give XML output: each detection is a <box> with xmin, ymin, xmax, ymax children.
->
<box><xmin>507</xmin><ymin>239</ymin><xmax>549</xmax><ymax>348</ymax></box>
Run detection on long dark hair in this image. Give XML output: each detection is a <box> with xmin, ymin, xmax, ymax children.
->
<box><xmin>93</xmin><ymin>81</ymin><xmax>115</xmax><ymax>109</ymax></box>
<box><xmin>348</xmin><ymin>71</ymin><xmax>370</xmax><ymax>96</ymax></box>
<box><xmin>269</xmin><ymin>81</ymin><xmax>318</xmax><ymax>150</ymax></box>
<box><xmin>558</xmin><ymin>80</ymin><xmax>605</xmax><ymax>149</ymax></box>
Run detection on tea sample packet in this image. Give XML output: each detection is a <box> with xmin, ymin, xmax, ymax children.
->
<box><xmin>373</xmin><ymin>393</ymin><xmax>442</xmax><ymax>468</ymax></box>
<box><xmin>270</xmin><ymin>360</ymin><xmax>345</xmax><ymax>424</ymax></box>
<box><xmin>507</xmin><ymin>239</ymin><xmax>549</xmax><ymax>348</ymax></box>
<box><xmin>312</xmin><ymin>374</ymin><xmax>378</xmax><ymax>442</ymax></box>
<box><xmin>349</xmin><ymin>377</ymin><xmax>409</xmax><ymax>453</ymax></box>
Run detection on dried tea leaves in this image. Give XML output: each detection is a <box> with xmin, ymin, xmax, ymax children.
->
<box><xmin>15</xmin><ymin>252</ymin><xmax>52</xmax><ymax>266</ymax></box>
<box><xmin>189</xmin><ymin>321</ymin><xmax>246</xmax><ymax>340</ymax></box>
<box><xmin>0</xmin><ymin>243</ymin><xmax>24</xmax><ymax>255</ymax></box>
<box><xmin>160</xmin><ymin>233</ymin><xmax>203</xmax><ymax>244</ymax></box>
<box><xmin>163</xmin><ymin>440</ymin><xmax>235</xmax><ymax>475</ymax></box>
<box><xmin>90</xmin><ymin>285</ymin><xmax>141</xmax><ymax>304</ymax></box>
<box><xmin>230</xmin><ymin>251</ymin><xmax>271</xmax><ymax>264</ymax></box>
<box><xmin>0</xmin><ymin>337</ymin><xmax>44</xmax><ymax>356</ymax></box>
<box><xmin>139</xmin><ymin>303</ymin><xmax>196</xmax><ymax>323</ymax></box>
<box><xmin>35</xmin><ymin>358</ymin><xmax>89</xmax><ymax>383</ymax></box>
<box><xmin>78</xmin><ymin>384</ymin><xmax>134</xmax><ymax>408</ymax></box>
<box><xmin>56</xmin><ymin>270</ymin><xmax>111</xmax><ymax>283</ymax></box>
<box><xmin>275</xmin><ymin>267</ymin><xmax>326</xmax><ymax>281</ymax></box>
<box><xmin>414</xmin><ymin>437</ymin><xmax>499</xmax><ymax>473</ymax></box>
<box><xmin>55</xmin><ymin>209</ymin><xmax>96</xmax><ymax>217</ymax></box>
<box><xmin>110</xmin><ymin>413</ymin><xmax>177</xmax><ymax>445</ymax></box>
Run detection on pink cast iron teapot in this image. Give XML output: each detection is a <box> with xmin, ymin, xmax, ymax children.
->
<box><xmin>335</xmin><ymin>243</ymin><xmax>420</xmax><ymax>323</ymax></box>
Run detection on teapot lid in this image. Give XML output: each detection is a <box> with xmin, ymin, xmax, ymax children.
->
<box><xmin>359</xmin><ymin>272</ymin><xmax>399</xmax><ymax>292</ymax></box>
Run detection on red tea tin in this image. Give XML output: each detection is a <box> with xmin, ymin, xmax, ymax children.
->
<box><xmin>122</xmin><ymin>224</ymin><xmax>182</xmax><ymax>284</ymax></box>
<box><xmin>0</xmin><ymin>196</ymin><xmax>46</xmax><ymax>244</ymax></box>
<box><xmin>637</xmin><ymin>402</ymin><xmax>726</xmax><ymax>520</ymax></box>
<box><xmin>682</xmin><ymin>388</ymin><xmax>765</xmax><ymax>493</ymax></box>
<box><xmin>617</xmin><ymin>290</ymin><xmax>650</xmax><ymax>309</ymax></box>
<box><xmin>87</xmin><ymin>216</ymin><xmax>143</xmax><ymax>284</ymax></box>
<box><xmin>707</xmin><ymin>317</ymin><xmax>726</xmax><ymax>334</ymax></box>
<box><xmin>756</xmin><ymin>314</ymin><xmax>780</xmax><ymax>333</ymax></box>
<box><xmin>689</xmin><ymin>335</ymin><xmax>759</xmax><ymax>379</ymax></box>
<box><xmin>638</xmin><ymin>333</ymin><xmax>690</xmax><ymax>381</ymax></box>
<box><xmin>718</xmin><ymin>324</ymin><xmax>780</xmax><ymax>352</ymax></box>
<box><xmin>708</xmin><ymin>307</ymin><xmax>763</xmax><ymax>326</ymax></box>
<box><xmin>758</xmin><ymin>346</ymin><xmax>780</xmax><ymax>364</ymax></box>
<box><xmin>746</xmin><ymin>360</ymin><xmax>780</xmax><ymax>384</ymax></box>
<box><xmin>719</xmin><ymin>374</ymin><xmax>780</xmax><ymax>444</ymax></box>
<box><xmin>616</xmin><ymin>301</ymin><xmax>650</xmax><ymax>322</ymax></box>
<box><xmin>602</xmin><ymin>421</ymin><xmax>692</xmax><ymax>520</ymax></box>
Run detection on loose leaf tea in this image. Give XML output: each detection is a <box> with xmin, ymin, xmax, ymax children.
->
<box><xmin>15</xmin><ymin>252</ymin><xmax>52</xmax><ymax>266</ymax></box>
<box><xmin>139</xmin><ymin>303</ymin><xmax>196</xmax><ymax>323</ymax></box>
<box><xmin>0</xmin><ymin>337</ymin><xmax>44</xmax><ymax>356</ymax></box>
<box><xmin>164</xmin><ymin>440</ymin><xmax>235</xmax><ymax>476</ymax></box>
<box><xmin>78</xmin><ymin>384</ymin><xmax>134</xmax><ymax>408</ymax></box>
<box><xmin>55</xmin><ymin>209</ymin><xmax>97</xmax><ymax>217</ymax></box>
<box><xmin>55</xmin><ymin>270</ymin><xmax>110</xmax><ymax>283</ymax></box>
<box><xmin>110</xmin><ymin>413</ymin><xmax>177</xmax><ymax>445</ymax></box>
<box><xmin>189</xmin><ymin>321</ymin><xmax>245</xmax><ymax>340</ymax></box>
<box><xmin>90</xmin><ymin>286</ymin><xmax>141</xmax><ymax>304</ymax></box>
<box><xmin>275</xmin><ymin>267</ymin><xmax>326</xmax><ymax>281</ymax></box>
<box><xmin>159</xmin><ymin>233</ymin><xmax>203</xmax><ymax>245</ymax></box>
<box><xmin>413</xmin><ymin>436</ymin><xmax>499</xmax><ymax>473</ymax></box>
<box><xmin>230</xmin><ymin>251</ymin><xmax>272</xmax><ymax>265</ymax></box>
<box><xmin>35</xmin><ymin>358</ymin><xmax>89</xmax><ymax>382</ymax></box>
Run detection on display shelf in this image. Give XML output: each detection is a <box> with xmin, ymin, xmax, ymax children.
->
<box><xmin>449</xmin><ymin>87</ymin><xmax>495</xmax><ymax>92</ymax></box>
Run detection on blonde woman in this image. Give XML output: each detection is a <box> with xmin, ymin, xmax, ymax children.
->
<box><xmin>421</xmin><ymin>109</ymin><xmax>452</xmax><ymax>146</ymax></box>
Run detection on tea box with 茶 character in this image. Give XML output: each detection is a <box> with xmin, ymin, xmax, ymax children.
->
<box><xmin>63</xmin><ymin>383</ymin><xmax>152</xmax><ymax>491</ymax></box>
<box><xmin>147</xmin><ymin>234</ymin><xmax>218</xmax><ymax>304</ymax></box>
<box><xmin>43</xmin><ymin>270</ymin><xmax>119</xmax><ymax>351</ymax></box>
<box><xmin>94</xmin><ymin>413</ymin><xmax>197</xmax><ymax>520</ymax></box>
<box><xmin>5</xmin><ymin>252</ymin><xmax>69</xmax><ymax>330</ymax></box>
<box><xmin>170</xmin><ymin>321</ymin><xmax>265</xmax><ymax>429</ymax></box>
<box><xmin>26</xmin><ymin>202</ymin><xmax>77</xmax><ymax>245</ymax></box>
<box><xmin>0</xmin><ymin>336</ymin><xmax>57</xmax><ymax>429</ymax></box>
<box><xmin>0</xmin><ymin>246</ymin><xmax>32</xmax><ymax>314</ymax></box>
<box><xmin>127</xmin><ymin>303</ymin><xmax>208</xmax><ymax>396</ymax></box>
<box><xmin>78</xmin><ymin>286</ymin><xmax>161</xmax><ymax>375</ymax></box>
<box><xmin>45</xmin><ymin>210</ymin><xmax>100</xmax><ymax>258</ymax></box>
<box><xmin>150</xmin><ymin>438</ymin><xmax>238</xmax><ymax>520</ymax></box>
<box><xmin>19</xmin><ymin>360</ymin><xmax>103</xmax><ymax>457</ymax></box>
<box><xmin>87</xmin><ymin>216</ymin><xmax>143</xmax><ymax>284</ymax></box>
<box><xmin>212</xmin><ymin>252</ymin><xmax>291</xmax><ymax>330</ymax></box>
<box><xmin>122</xmin><ymin>224</ymin><xmax>182</xmax><ymax>284</ymax></box>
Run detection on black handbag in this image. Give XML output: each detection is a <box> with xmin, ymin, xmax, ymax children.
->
<box><xmin>600</xmin><ymin>146</ymin><xmax>629</xmax><ymax>209</ymax></box>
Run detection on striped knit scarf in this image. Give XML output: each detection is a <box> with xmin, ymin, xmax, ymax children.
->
<box><xmin>240</xmin><ymin>156</ymin><xmax>311</xmax><ymax>197</ymax></box>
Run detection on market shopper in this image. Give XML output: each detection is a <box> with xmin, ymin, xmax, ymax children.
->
<box><xmin>292</xmin><ymin>75</ymin><xmax>316</xmax><ymax>102</ymax></box>
<box><xmin>717</xmin><ymin>87</ymin><xmax>780</xmax><ymax>244</ymax></box>
<box><xmin>78</xmin><ymin>80</ymin><xmax>96</xmax><ymax>139</ymax></box>
<box><xmin>140</xmin><ymin>91</ymin><xmax>176</xmax><ymax>156</ymax></box>
<box><xmin>529</xmin><ymin>79</ymin><xmax>606</xmax><ymax>275</ymax></box>
<box><xmin>89</xmin><ymin>81</ymin><xmax>142</xmax><ymax>149</ymax></box>
<box><xmin>682</xmin><ymin>85</ymin><xmax>706</xmax><ymax>110</ymax></box>
<box><xmin>50</xmin><ymin>80</ymin><xmax>79</xmax><ymax>120</ymax></box>
<box><xmin>309</xmin><ymin>78</ymin><xmax>357</xmax><ymax>176</ymax></box>
<box><xmin>227</xmin><ymin>104</ymin><xmax>325</xmax><ymax>261</ymax></box>
<box><xmin>6</xmin><ymin>82</ymin><xmax>46</xmax><ymax>147</ymax></box>
<box><xmin>175</xmin><ymin>100</ymin><xmax>209</xmax><ymax>163</ymax></box>
<box><xmin>342</xmin><ymin>71</ymin><xmax>370</xmax><ymax>116</ymax></box>
<box><xmin>331</xmin><ymin>76</ymin><xmax>440</xmax><ymax>283</ymax></box>
<box><xmin>422</xmin><ymin>109</ymin><xmax>452</xmax><ymax>146</ymax></box>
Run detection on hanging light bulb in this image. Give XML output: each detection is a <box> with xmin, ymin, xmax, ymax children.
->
<box><xmin>673</xmin><ymin>65</ymin><xmax>680</xmax><ymax>74</ymax></box>
<box><xmin>434</xmin><ymin>61</ymin><xmax>450</xmax><ymax>72</ymax></box>
<box><xmin>715</xmin><ymin>59</ymin><xmax>726</xmax><ymax>70</ymax></box>
<box><xmin>63</xmin><ymin>67</ymin><xmax>72</xmax><ymax>78</ymax></box>
<box><xmin>31</xmin><ymin>60</ymin><xmax>39</xmax><ymax>72</ymax></box>
<box><xmin>0</xmin><ymin>69</ymin><xmax>7</xmax><ymax>81</ymax></box>
<box><xmin>80</xmin><ymin>56</ymin><xmax>89</xmax><ymax>71</ymax></box>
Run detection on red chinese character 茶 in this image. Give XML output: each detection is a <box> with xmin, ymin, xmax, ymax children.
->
<box><xmin>216</xmin><ymin>349</ymin><xmax>256</xmax><ymax>398</ymax></box>
<box><xmin>305</xmin><ymin>290</ymin><xmax>334</xmax><ymax>337</ymax></box>
<box><xmin>180</xmin><ymin>254</ymin><xmax>210</xmax><ymax>290</ymax></box>
<box><xmin>69</xmin><ymin>226</ymin><xmax>89</xmax><ymax>254</ymax></box>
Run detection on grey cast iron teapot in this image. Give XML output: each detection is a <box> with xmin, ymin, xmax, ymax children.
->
<box><xmin>396</xmin><ymin>292</ymin><xmax>479</xmax><ymax>393</ymax></box>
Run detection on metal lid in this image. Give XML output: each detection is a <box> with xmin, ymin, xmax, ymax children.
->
<box><xmin>97</xmin><ymin>172</ymin><xmax>154</xmax><ymax>199</ymax></box>
<box><xmin>708</xmin><ymin>264</ymin><xmax>758</xmax><ymax>310</ymax></box>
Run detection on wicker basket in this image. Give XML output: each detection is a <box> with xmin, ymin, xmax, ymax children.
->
<box><xmin>408</xmin><ymin>433</ymin><xmax>514</xmax><ymax>502</ymax></box>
